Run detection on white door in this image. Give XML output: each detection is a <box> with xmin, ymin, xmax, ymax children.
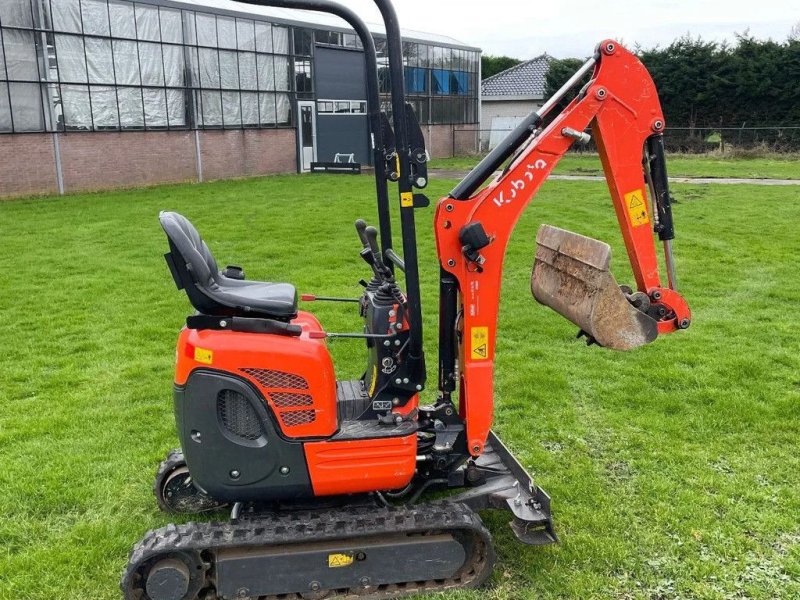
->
<box><xmin>297</xmin><ymin>101</ymin><xmax>317</xmax><ymax>172</ymax></box>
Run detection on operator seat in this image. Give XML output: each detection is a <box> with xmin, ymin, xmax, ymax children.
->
<box><xmin>159</xmin><ymin>211</ymin><xmax>297</xmax><ymax>321</ymax></box>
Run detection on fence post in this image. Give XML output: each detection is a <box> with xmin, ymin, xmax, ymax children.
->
<box><xmin>52</xmin><ymin>133</ymin><xmax>64</xmax><ymax>195</ymax></box>
<box><xmin>194</xmin><ymin>129</ymin><xmax>204</xmax><ymax>183</ymax></box>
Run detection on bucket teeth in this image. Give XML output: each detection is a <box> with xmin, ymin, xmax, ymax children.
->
<box><xmin>531</xmin><ymin>225</ymin><xmax>658</xmax><ymax>351</ymax></box>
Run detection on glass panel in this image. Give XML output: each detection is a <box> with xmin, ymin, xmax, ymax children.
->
<box><xmin>238</xmin><ymin>52</ymin><xmax>256</xmax><ymax>91</ymax></box>
<box><xmin>163</xmin><ymin>44</ymin><xmax>184</xmax><ymax>87</ymax></box>
<box><xmin>51</xmin><ymin>0</ymin><xmax>82</xmax><ymax>33</ymax></box>
<box><xmin>432</xmin><ymin>46</ymin><xmax>444</xmax><ymax>69</ymax></box>
<box><xmin>186</xmin><ymin>46</ymin><xmax>200</xmax><ymax>87</ymax></box>
<box><xmin>200</xmin><ymin>89</ymin><xmax>221</xmax><ymax>126</ymax></box>
<box><xmin>55</xmin><ymin>34</ymin><xmax>88</xmax><ymax>83</ymax></box>
<box><xmin>431</xmin><ymin>69</ymin><xmax>449</xmax><ymax>95</ymax></box>
<box><xmin>198</xmin><ymin>48</ymin><xmax>219</xmax><ymax>88</ymax></box>
<box><xmin>166</xmin><ymin>88</ymin><xmax>185</xmax><ymax>126</ymax></box>
<box><xmin>109</xmin><ymin>1</ymin><xmax>136</xmax><ymax>39</ymax></box>
<box><xmin>182</xmin><ymin>11</ymin><xmax>196</xmax><ymax>46</ymax></box>
<box><xmin>5</xmin><ymin>29</ymin><xmax>39</xmax><ymax>81</ymax></box>
<box><xmin>276</xmin><ymin>92</ymin><xmax>290</xmax><ymax>124</ymax></box>
<box><xmin>90</xmin><ymin>85</ymin><xmax>118</xmax><ymax>128</ymax></box>
<box><xmin>294</xmin><ymin>59</ymin><xmax>311</xmax><ymax>93</ymax></box>
<box><xmin>85</xmin><ymin>38</ymin><xmax>114</xmax><ymax>84</ymax></box>
<box><xmin>274</xmin><ymin>57</ymin><xmax>289</xmax><ymax>91</ymax></box>
<box><xmin>195</xmin><ymin>13</ymin><xmax>216</xmax><ymax>47</ymax></box>
<box><xmin>160</xmin><ymin>8</ymin><xmax>182</xmax><ymax>44</ymax></box>
<box><xmin>61</xmin><ymin>83</ymin><xmax>92</xmax><ymax>128</ymax></box>
<box><xmin>272</xmin><ymin>26</ymin><xmax>289</xmax><ymax>54</ymax></box>
<box><xmin>218</xmin><ymin>50</ymin><xmax>238</xmax><ymax>89</ymax></box>
<box><xmin>236</xmin><ymin>19</ymin><xmax>255</xmax><ymax>51</ymax></box>
<box><xmin>254</xmin><ymin>22</ymin><xmax>272</xmax><ymax>53</ymax></box>
<box><xmin>81</xmin><ymin>0</ymin><xmax>109</xmax><ymax>36</ymax></box>
<box><xmin>293</xmin><ymin>29</ymin><xmax>312</xmax><ymax>56</ymax></box>
<box><xmin>216</xmin><ymin>16</ymin><xmax>236</xmax><ymax>49</ymax></box>
<box><xmin>404</xmin><ymin>67</ymin><xmax>427</xmax><ymax>94</ymax></box>
<box><xmin>222</xmin><ymin>90</ymin><xmax>240</xmax><ymax>126</ymax></box>
<box><xmin>0</xmin><ymin>0</ymin><xmax>33</xmax><ymax>28</ymax></box>
<box><xmin>241</xmin><ymin>91</ymin><xmax>257</xmax><ymax>125</ymax></box>
<box><xmin>256</xmin><ymin>54</ymin><xmax>274</xmax><ymax>91</ymax></box>
<box><xmin>0</xmin><ymin>39</ymin><xmax>5</xmax><ymax>79</ymax></box>
<box><xmin>0</xmin><ymin>83</ymin><xmax>11</xmax><ymax>131</ymax></box>
<box><xmin>135</xmin><ymin>5</ymin><xmax>160</xmax><ymax>41</ymax></box>
<box><xmin>259</xmin><ymin>92</ymin><xmax>275</xmax><ymax>125</ymax></box>
<box><xmin>450</xmin><ymin>71</ymin><xmax>468</xmax><ymax>95</ymax></box>
<box><xmin>9</xmin><ymin>82</ymin><xmax>43</xmax><ymax>130</ymax></box>
<box><xmin>138</xmin><ymin>42</ymin><xmax>164</xmax><ymax>86</ymax></box>
<box><xmin>112</xmin><ymin>39</ymin><xmax>140</xmax><ymax>85</ymax></box>
<box><xmin>117</xmin><ymin>86</ymin><xmax>143</xmax><ymax>127</ymax></box>
<box><xmin>143</xmin><ymin>87</ymin><xmax>167</xmax><ymax>126</ymax></box>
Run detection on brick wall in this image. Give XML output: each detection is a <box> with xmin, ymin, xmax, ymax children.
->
<box><xmin>0</xmin><ymin>128</ymin><xmax>298</xmax><ymax>199</ymax></box>
<box><xmin>199</xmin><ymin>129</ymin><xmax>296</xmax><ymax>181</ymax></box>
<box><xmin>423</xmin><ymin>124</ymin><xmax>456</xmax><ymax>159</ymax></box>
<box><xmin>59</xmin><ymin>131</ymin><xmax>196</xmax><ymax>192</ymax></box>
<box><xmin>0</xmin><ymin>134</ymin><xmax>59</xmax><ymax>198</ymax></box>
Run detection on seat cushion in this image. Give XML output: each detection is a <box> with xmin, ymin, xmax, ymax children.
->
<box><xmin>211</xmin><ymin>280</ymin><xmax>298</xmax><ymax>319</ymax></box>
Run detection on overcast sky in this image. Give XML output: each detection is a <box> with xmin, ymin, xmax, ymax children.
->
<box><xmin>344</xmin><ymin>0</ymin><xmax>797</xmax><ymax>58</ymax></box>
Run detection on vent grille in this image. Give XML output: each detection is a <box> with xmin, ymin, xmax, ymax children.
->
<box><xmin>270</xmin><ymin>392</ymin><xmax>314</xmax><ymax>408</ymax></box>
<box><xmin>241</xmin><ymin>368</ymin><xmax>308</xmax><ymax>390</ymax></box>
<box><xmin>280</xmin><ymin>410</ymin><xmax>316</xmax><ymax>427</ymax></box>
<box><xmin>217</xmin><ymin>390</ymin><xmax>263</xmax><ymax>441</ymax></box>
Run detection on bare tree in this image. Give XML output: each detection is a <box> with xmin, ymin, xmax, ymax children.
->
<box><xmin>790</xmin><ymin>20</ymin><xmax>800</xmax><ymax>41</ymax></box>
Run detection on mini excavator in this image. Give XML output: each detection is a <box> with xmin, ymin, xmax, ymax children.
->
<box><xmin>122</xmin><ymin>1</ymin><xmax>691</xmax><ymax>598</ymax></box>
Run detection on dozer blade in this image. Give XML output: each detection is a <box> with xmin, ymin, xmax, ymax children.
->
<box><xmin>531</xmin><ymin>224</ymin><xmax>657</xmax><ymax>351</ymax></box>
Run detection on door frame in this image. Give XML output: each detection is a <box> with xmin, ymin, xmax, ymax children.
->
<box><xmin>296</xmin><ymin>100</ymin><xmax>318</xmax><ymax>173</ymax></box>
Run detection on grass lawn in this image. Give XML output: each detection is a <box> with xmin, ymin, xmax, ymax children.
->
<box><xmin>431</xmin><ymin>153</ymin><xmax>800</xmax><ymax>180</ymax></box>
<box><xmin>1</xmin><ymin>173</ymin><xmax>799</xmax><ymax>600</ymax></box>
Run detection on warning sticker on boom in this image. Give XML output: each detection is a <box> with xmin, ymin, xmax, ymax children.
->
<box><xmin>328</xmin><ymin>553</ymin><xmax>354</xmax><ymax>568</ymax></box>
<box><xmin>470</xmin><ymin>326</ymin><xmax>489</xmax><ymax>360</ymax></box>
<box><xmin>624</xmin><ymin>189</ymin><xmax>649</xmax><ymax>227</ymax></box>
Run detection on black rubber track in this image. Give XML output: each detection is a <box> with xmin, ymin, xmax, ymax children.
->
<box><xmin>122</xmin><ymin>501</ymin><xmax>495</xmax><ymax>600</ymax></box>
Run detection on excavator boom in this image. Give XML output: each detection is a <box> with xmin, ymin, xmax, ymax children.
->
<box><xmin>434</xmin><ymin>40</ymin><xmax>691</xmax><ymax>457</ymax></box>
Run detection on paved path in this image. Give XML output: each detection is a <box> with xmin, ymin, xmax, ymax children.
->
<box><xmin>430</xmin><ymin>169</ymin><xmax>800</xmax><ymax>186</ymax></box>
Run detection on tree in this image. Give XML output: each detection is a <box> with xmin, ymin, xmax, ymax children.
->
<box><xmin>481</xmin><ymin>55</ymin><xmax>522</xmax><ymax>80</ymax></box>
<box><xmin>543</xmin><ymin>58</ymin><xmax>588</xmax><ymax>116</ymax></box>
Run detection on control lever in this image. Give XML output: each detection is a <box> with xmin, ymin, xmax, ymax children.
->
<box><xmin>355</xmin><ymin>219</ymin><xmax>370</xmax><ymax>249</ymax></box>
<box><xmin>355</xmin><ymin>219</ymin><xmax>383</xmax><ymax>282</ymax></box>
<box><xmin>365</xmin><ymin>226</ymin><xmax>393</xmax><ymax>280</ymax></box>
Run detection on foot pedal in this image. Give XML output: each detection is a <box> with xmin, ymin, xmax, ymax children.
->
<box><xmin>531</xmin><ymin>225</ymin><xmax>657</xmax><ymax>351</ymax></box>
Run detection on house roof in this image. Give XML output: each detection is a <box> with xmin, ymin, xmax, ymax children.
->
<box><xmin>481</xmin><ymin>54</ymin><xmax>553</xmax><ymax>99</ymax></box>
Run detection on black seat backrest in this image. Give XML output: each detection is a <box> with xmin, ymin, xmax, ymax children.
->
<box><xmin>159</xmin><ymin>211</ymin><xmax>226</xmax><ymax>316</ymax></box>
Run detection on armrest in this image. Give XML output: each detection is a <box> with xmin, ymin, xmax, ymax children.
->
<box><xmin>222</xmin><ymin>265</ymin><xmax>245</xmax><ymax>280</ymax></box>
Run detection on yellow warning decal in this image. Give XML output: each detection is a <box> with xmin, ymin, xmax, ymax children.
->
<box><xmin>624</xmin><ymin>189</ymin><xmax>649</xmax><ymax>227</ymax></box>
<box><xmin>194</xmin><ymin>347</ymin><xmax>213</xmax><ymax>365</ymax></box>
<box><xmin>368</xmin><ymin>365</ymin><xmax>378</xmax><ymax>396</ymax></box>
<box><xmin>470</xmin><ymin>326</ymin><xmax>489</xmax><ymax>360</ymax></box>
<box><xmin>328</xmin><ymin>553</ymin><xmax>354</xmax><ymax>568</ymax></box>
<box><xmin>400</xmin><ymin>191</ymin><xmax>414</xmax><ymax>208</ymax></box>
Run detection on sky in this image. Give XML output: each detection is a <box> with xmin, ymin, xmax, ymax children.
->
<box><xmin>342</xmin><ymin>0</ymin><xmax>798</xmax><ymax>59</ymax></box>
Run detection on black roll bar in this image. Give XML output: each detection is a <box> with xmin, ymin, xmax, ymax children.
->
<box><xmin>234</xmin><ymin>0</ymin><xmax>394</xmax><ymax>261</ymax></box>
<box><xmin>234</xmin><ymin>0</ymin><xmax>426</xmax><ymax>382</ymax></box>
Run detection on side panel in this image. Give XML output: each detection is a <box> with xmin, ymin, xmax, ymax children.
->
<box><xmin>176</xmin><ymin>371</ymin><xmax>313</xmax><ymax>502</ymax></box>
<box><xmin>175</xmin><ymin>311</ymin><xmax>338</xmax><ymax>438</ymax></box>
<box><xmin>304</xmin><ymin>435</ymin><xmax>417</xmax><ymax>496</ymax></box>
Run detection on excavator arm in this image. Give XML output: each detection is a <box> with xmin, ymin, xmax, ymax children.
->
<box><xmin>434</xmin><ymin>41</ymin><xmax>691</xmax><ymax>457</ymax></box>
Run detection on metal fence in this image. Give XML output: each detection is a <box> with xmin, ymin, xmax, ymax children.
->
<box><xmin>453</xmin><ymin>125</ymin><xmax>800</xmax><ymax>156</ymax></box>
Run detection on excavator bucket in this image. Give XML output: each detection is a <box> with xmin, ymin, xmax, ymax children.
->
<box><xmin>531</xmin><ymin>225</ymin><xmax>658</xmax><ymax>351</ymax></box>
